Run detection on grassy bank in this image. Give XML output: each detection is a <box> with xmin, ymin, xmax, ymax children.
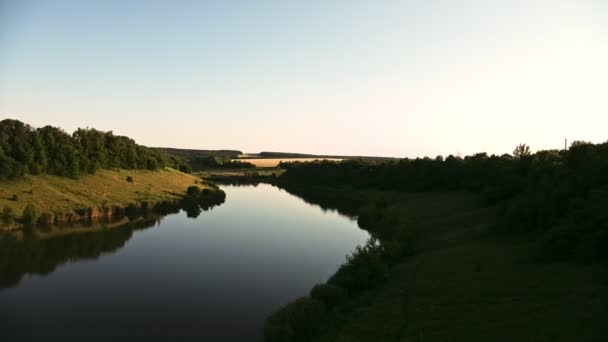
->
<box><xmin>0</xmin><ymin>168</ymin><xmax>203</xmax><ymax>223</ymax></box>
<box><xmin>266</xmin><ymin>186</ymin><xmax>608</xmax><ymax>341</ymax></box>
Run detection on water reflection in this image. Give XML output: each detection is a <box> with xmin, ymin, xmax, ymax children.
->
<box><xmin>0</xmin><ymin>215</ymin><xmax>163</xmax><ymax>289</ymax></box>
<box><xmin>0</xmin><ymin>184</ymin><xmax>369</xmax><ymax>340</ymax></box>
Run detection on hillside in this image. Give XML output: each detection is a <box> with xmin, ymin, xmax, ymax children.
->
<box><xmin>0</xmin><ymin>168</ymin><xmax>203</xmax><ymax>221</ymax></box>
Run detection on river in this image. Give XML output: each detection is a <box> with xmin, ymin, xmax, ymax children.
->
<box><xmin>0</xmin><ymin>183</ymin><xmax>369</xmax><ymax>340</ymax></box>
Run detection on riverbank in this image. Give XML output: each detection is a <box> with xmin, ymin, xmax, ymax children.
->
<box><xmin>0</xmin><ymin>168</ymin><xmax>206</xmax><ymax>228</ymax></box>
<box><xmin>265</xmin><ymin>184</ymin><xmax>608</xmax><ymax>341</ymax></box>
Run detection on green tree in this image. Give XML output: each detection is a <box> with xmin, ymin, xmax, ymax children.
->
<box><xmin>22</xmin><ymin>204</ymin><xmax>38</xmax><ymax>225</ymax></box>
<box><xmin>2</xmin><ymin>206</ymin><xmax>14</xmax><ymax>224</ymax></box>
<box><xmin>513</xmin><ymin>143</ymin><xmax>531</xmax><ymax>158</ymax></box>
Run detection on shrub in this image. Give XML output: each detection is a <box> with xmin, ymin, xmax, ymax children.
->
<box><xmin>10</xmin><ymin>194</ymin><xmax>18</xmax><ymax>201</ymax></box>
<box><xmin>2</xmin><ymin>206</ymin><xmax>14</xmax><ymax>224</ymax></box>
<box><xmin>186</xmin><ymin>186</ymin><xmax>201</xmax><ymax>197</ymax></box>
<box><xmin>264</xmin><ymin>297</ymin><xmax>325</xmax><ymax>342</ymax></box>
<box><xmin>37</xmin><ymin>212</ymin><xmax>54</xmax><ymax>226</ymax></box>
<box><xmin>178</xmin><ymin>163</ymin><xmax>192</xmax><ymax>174</ymax></box>
<box><xmin>126</xmin><ymin>176</ymin><xmax>134</xmax><ymax>183</ymax></box>
<box><xmin>198</xmin><ymin>189</ymin><xmax>226</xmax><ymax>210</ymax></box>
<box><xmin>21</xmin><ymin>204</ymin><xmax>38</xmax><ymax>225</ymax></box>
<box><xmin>125</xmin><ymin>203</ymin><xmax>139</xmax><ymax>218</ymax></box>
<box><xmin>329</xmin><ymin>240</ymin><xmax>388</xmax><ymax>293</ymax></box>
<box><xmin>310</xmin><ymin>283</ymin><xmax>346</xmax><ymax>309</ymax></box>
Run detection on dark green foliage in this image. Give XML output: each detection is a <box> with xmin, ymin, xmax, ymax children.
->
<box><xmin>2</xmin><ymin>206</ymin><xmax>14</xmax><ymax>224</ymax></box>
<box><xmin>328</xmin><ymin>240</ymin><xmax>388</xmax><ymax>293</ymax></box>
<box><xmin>0</xmin><ymin>119</ymin><xmax>191</xmax><ymax>180</ymax></box>
<box><xmin>152</xmin><ymin>148</ymin><xmax>251</xmax><ymax>171</ymax></box>
<box><xmin>188</xmin><ymin>155</ymin><xmax>256</xmax><ymax>170</ymax></box>
<box><xmin>181</xmin><ymin>187</ymin><xmax>226</xmax><ymax>218</ymax></box>
<box><xmin>37</xmin><ymin>212</ymin><xmax>54</xmax><ymax>226</ymax></box>
<box><xmin>153</xmin><ymin>148</ymin><xmax>242</xmax><ymax>166</ymax></box>
<box><xmin>266</xmin><ymin>239</ymin><xmax>391</xmax><ymax>341</ymax></box>
<box><xmin>21</xmin><ymin>204</ymin><xmax>38</xmax><ymax>225</ymax></box>
<box><xmin>280</xmin><ymin>141</ymin><xmax>608</xmax><ymax>262</ymax></box>
<box><xmin>126</xmin><ymin>176</ymin><xmax>134</xmax><ymax>183</ymax></box>
<box><xmin>0</xmin><ymin>215</ymin><xmax>162</xmax><ymax>288</ymax></box>
<box><xmin>199</xmin><ymin>188</ymin><xmax>226</xmax><ymax>210</ymax></box>
<box><xmin>186</xmin><ymin>185</ymin><xmax>201</xmax><ymax>197</ymax></box>
<box><xmin>310</xmin><ymin>283</ymin><xmax>347</xmax><ymax>309</ymax></box>
<box><xmin>264</xmin><ymin>297</ymin><xmax>325</xmax><ymax>342</ymax></box>
<box><xmin>177</xmin><ymin>162</ymin><xmax>192</xmax><ymax>174</ymax></box>
<box><xmin>513</xmin><ymin>143</ymin><xmax>531</xmax><ymax>158</ymax></box>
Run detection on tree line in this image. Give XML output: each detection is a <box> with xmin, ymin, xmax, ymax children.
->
<box><xmin>187</xmin><ymin>155</ymin><xmax>256</xmax><ymax>170</ymax></box>
<box><xmin>279</xmin><ymin>142</ymin><xmax>608</xmax><ymax>262</ymax></box>
<box><xmin>0</xmin><ymin>119</ymin><xmax>191</xmax><ymax>179</ymax></box>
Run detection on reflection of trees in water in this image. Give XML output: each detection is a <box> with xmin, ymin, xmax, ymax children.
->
<box><xmin>217</xmin><ymin>180</ymin><xmax>359</xmax><ymax>218</ymax></box>
<box><xmin>180</xmin><ymin>190</ymin><xmax>226</xmax><ymax>218</ymax></box>
<box><xmin>273</xmin><ymin>183</ymin><xmax>362</xmax><ymax>219</ymax></box>
<box><xmin>0</xmin><ymin>216</ymin><xmax>160</xmax><ymax>289</ymax></box>
<box><xmin>0</xmin><ymin>193</ymin><xmax>227</xmax><ymax>290</ymax></box>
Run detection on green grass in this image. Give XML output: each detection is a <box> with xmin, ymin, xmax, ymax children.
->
<box><xmin>0</xmin><ymin>168</ymin><xmax>203</xmax><ymax>219</ymax></box>
<box><xmin>298</xmin><ymin>191</ymin><xmax>608</xmax><ymax>341</ymax></box>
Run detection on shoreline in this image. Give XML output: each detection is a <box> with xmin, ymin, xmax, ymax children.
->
<box><xmin>0</xmin><ymin>168</ymin><xmax>224</xmax><ymax>231</ymax></box>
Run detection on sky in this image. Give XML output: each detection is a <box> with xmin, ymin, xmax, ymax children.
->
<box><xmin>1</xmin><ymin>0</ymin><xmax>607</xmax><ymax>157</ymax></box>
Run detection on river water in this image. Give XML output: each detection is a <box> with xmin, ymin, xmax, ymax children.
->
<box><xmin>0</xmin><ymin>183</ymin><xmax>369</xmax><ymax>340</ymax></box>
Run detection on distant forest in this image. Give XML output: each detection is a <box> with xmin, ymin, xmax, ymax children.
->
<box><xmin>0</xmin><ymin>119</ymin><xmax>191</xmax><ymax>179</ymax></box>
<box><xmin>280</xmin><ymin>142</ymin><xmax>608</xmax><ymax>262</ymax></box>
<box><xmin>154</xmin><ymin>147</ymin><xmax>255</xmax><ymax>171</ymax></box>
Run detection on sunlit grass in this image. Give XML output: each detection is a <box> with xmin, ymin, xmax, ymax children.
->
<box><xmin>0</xmin><ymin>168</ymin><xmax>202</xmax><ymax>217</ymax></box>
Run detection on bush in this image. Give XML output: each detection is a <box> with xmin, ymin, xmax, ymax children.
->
<box><xmin>2</xmin><ymin>206</ymin><xmax>14</xmax><ymax>224</ymax></box>
<box><xmin>178</xmin><ymin>163</ymin><xmax>192</xmax><ymax>174</ymax></box>
<box><xmin>329</xmin><ymin>240</ymin><xmax>388</xmax><ymax>293</ymax></box>
<box><xmin>125</xmin><ymin>203</ymin><xmax>139</xmax><ymax>218</ymax></box>
<box><xmin>186</xmin><ymin>185</ymin><xmax>201</xmax><ymax>197</ymax></box>
<box><xmin>126</xmin><ymin>176</ymin><xmax>134</xmax><ymax>183</ymax></box>
<box><xmin>22</xmin><ymin>204</ymin><xmax>38</xmax><ymax>225</ymax></box>
<box><xmin>310</xmin><ymin>283</ymin><xmax>346</xmax><ymax>309</ymax></box>
<box><xmin>10</xmin><ymin>194</ymin><xmax>18</xmax><ymax>201</ymax></box>
<box><xmin>264</xmin><ymin>297</ymin><xmax>325</xmax><ymax>342</ymax></box>
<box><xmin>199</xmin><ymin>189</ymin><xmax>226</xmax><ymax>209</ymax></box>
<box><xmin>37</xmin><ymin>212</ymin><xmax>54</xmax><ymax>226</ymax></box>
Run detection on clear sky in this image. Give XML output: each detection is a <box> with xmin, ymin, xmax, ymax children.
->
<box><xmin>1</xmin><ymin>0</ymin><xmax>607</xmax><ymax>157</ymax></box>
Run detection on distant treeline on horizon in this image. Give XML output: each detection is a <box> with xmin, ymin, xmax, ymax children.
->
<box><xmin>0</xmin><ymin>119</ymin><xmax>191</xmax><ymax>179</ymax></box>
<box><xmin>279</xmin><ymin>141</ymin><xmax>608</xmax><ymax>262</ymax></box>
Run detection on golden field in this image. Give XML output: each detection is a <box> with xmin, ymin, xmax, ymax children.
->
<box><xmin>0</xmin><ymin>168</ymin><xmax>203</xmax><ymax>218</ymax></box>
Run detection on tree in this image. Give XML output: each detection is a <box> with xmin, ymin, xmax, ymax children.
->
<box><xmin>513</xmin><ymin>144</ymin><xmax>531</xmax><ymax>158</ymax></box>
<box><xmin>22</xmin><ymin>204</ymin><xmax>38</xmax><ymax>225</ymax></box>
<box><xmin>0</xmin><ymin>119</ymin><xmax>190</xmax><ymax>179</ymax></box>
<box><xmin>2</xmin><ymin>206</ymin><xmax>14</xmax><ymax>224</ymax></box>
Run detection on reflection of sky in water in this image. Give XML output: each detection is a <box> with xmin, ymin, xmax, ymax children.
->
<box><xmin>0</xmin><ymin>184</ymin><xmax>369</xmax><ymax>340</ymax></box>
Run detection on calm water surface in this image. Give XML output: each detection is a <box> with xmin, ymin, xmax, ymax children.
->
<box><xmin>0</xmin><ymin>184</ymin><xmax>369</xmax><ymax>340</ymax></box>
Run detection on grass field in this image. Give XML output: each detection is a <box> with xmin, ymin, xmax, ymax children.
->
<box><xmin>280</xmin><ymin>189</ymin><xmax>608</xmax><ymax>341</ymax></box>
<box><xmin>237</xmin><ymin>158</ymin><xmax>342</xmax><ymax>168</ymax></box>
<box><xmin>0</xmin><ymin>168</ymin><xmax>203</xmax><ymax>219</ymax></box>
